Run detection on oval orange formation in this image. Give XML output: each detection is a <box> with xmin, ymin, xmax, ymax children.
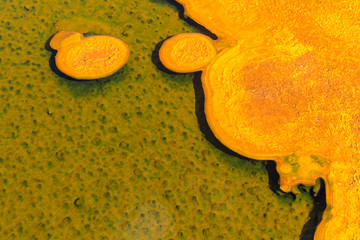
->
<box><xmin>159</xmin><ymin>33</ymin><xmax>217</xmax><ymax>73</ymax></box>
<box><xmin>160</xmin><ymin>0</ymin><xmax>360</xmax><ymax>239</ymax></box>
<box><xmin>50</xmin><ymin>31</ymin><xmax>129</xmax><ymax>80</ymax></box>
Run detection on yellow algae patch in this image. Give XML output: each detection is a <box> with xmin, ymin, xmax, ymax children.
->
<box><xmin>50</xmin><ymin>32</ymin><xmax>129</xmax><ymax>80</ymax></box>
<box><xmin>159</xmin><ymin>33</ymin><xmax>216</xmax><ymax>73</ymax></box>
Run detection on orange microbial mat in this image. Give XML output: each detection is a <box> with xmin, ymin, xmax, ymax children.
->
<box><xmin>50</xmin><ymin>31</ymin><xmax>129</xmax><ymax>80</ymax></box>
<box><xmin>160</xmin><ymin>1</ymin><xmax>360</xmax><ymax>239</ymax></box>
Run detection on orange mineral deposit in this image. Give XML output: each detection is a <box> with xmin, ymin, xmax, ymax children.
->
<box><xmin>50</xmin><ymin>31</ymin><xmax>130</xmax><ymax>80</ymax></box>
<box><xmin>159</xmin><ymin>33</ymin><xmax>217</xmax><ymax>73</ymax></box>
<box><xmin>159</xmin><ymin>0</ymin><xmax>360</xmax><ymax>239</ymax></box>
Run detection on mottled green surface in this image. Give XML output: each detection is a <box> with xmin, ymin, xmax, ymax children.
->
<box><xmin>0</xmin><ymin>0</ymin><xmax>316</xmax><ymax>239</ymax></box>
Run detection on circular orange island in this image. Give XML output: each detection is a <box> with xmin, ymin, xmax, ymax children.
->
<box><xmin>50</xmin><ymin>31</ymin><xmax>130</xmax><ymax>80</ymax></box>
<box><xmin>159</xmin><ymin>33</ymin><xmax>217</xmax><ymax>73</ymax></box>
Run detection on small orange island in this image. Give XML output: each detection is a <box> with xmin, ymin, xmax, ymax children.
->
<box><xmin>160</xmin><ymin>0</ymin><xmax>360</xmax><ymax>239</ymax></box>
<box><xmin>159</xmin><ymin>33</ymin><xmax>217</xmax><ymax>73</ymax></box>
<box><xmin>50</xmin><ymin>31</ymin><xmax>129</xmax><ymax>80</ymax></box>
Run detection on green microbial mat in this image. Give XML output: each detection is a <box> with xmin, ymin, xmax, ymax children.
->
<box><xmin>0</xmin><ymin>0</ymin><xmax>322</xmax><ymax>239</ymax></box>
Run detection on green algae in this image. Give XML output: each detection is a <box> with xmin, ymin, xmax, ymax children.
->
<box><xmin>0</xmin><ymin>0</ymin><xmax>317</xmax><ymax>239</ymax></box>
<box><xmin>49</xmin><ymin>17</ymin><xmax>113</xmax><ymax>36</ymax></box>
